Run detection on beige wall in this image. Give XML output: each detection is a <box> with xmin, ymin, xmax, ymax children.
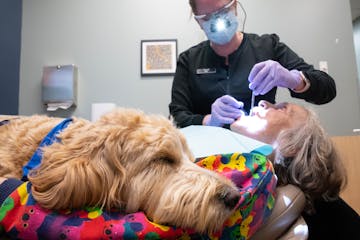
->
<box><xmin>332</xmin><ymin>135</ymin><xmax>360</xmax><ymax>214</ymax></box>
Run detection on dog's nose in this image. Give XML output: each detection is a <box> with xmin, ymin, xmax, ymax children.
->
<box><xmin>220</xmin><ymin>191</ymin><xmax>241</xmax><ymax>209</ymax></box>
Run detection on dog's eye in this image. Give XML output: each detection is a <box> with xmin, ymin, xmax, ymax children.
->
<box><xmin>159</xmin><ymin>156</ymin><xmax>175</xmax><ymax>165</ymax></box>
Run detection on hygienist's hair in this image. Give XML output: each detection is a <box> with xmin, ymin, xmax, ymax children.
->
<box><xmin>273</xmin><ymin>107</ymin><xmax>347</xmax><ymax>214</ymax></box>
<box><xmin>189</xmin><ymin>0</ymin><xmax>197</xmax><ymax>13</ymax></box>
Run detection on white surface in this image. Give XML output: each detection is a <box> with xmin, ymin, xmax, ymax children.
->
<box><xmin>319</xmin><ymin>61</ymin><xmax>329</xmax><ymax>73</ymax></box>
<box><xmin>91</xmin><ymin>103</ymin><xmax>116</xmax><ymax>122</ymax></box>
<box><xmin>180</xmin><ymin>125</ymin><xmax>273</xmax><ymax>158</ymax></box>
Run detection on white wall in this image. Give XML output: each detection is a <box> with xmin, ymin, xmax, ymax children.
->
<box><xmin>19</xmin><ymin>0</ymin><xmax>360</xmax><ymax>136</ymax></box>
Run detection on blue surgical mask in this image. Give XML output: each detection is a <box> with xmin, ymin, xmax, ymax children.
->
<box><xmin>201</xmin><ymin>11</ymin><xmax>239</xmax><ymax>45</ymax></box>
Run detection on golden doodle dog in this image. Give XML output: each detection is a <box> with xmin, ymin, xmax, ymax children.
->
<box><xmin>0</xmin><ymin>108</ymin><xmax>240</xmax><ymax>234</ymax></box>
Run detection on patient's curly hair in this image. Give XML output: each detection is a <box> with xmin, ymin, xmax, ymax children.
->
<box><xmin>273</xmin><ymin>107</ymin><xmax>347</xmax><ymax>214</ymax></box>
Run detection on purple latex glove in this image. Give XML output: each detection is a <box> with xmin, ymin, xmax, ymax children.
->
<box><xmin>207</xmin><ymin>95</ymin><xmax>244</xmax><ymax>127</ymax></box>
<box><xmin>248</xmin><ymin>60</ymin><xmax>301</xmax><ymax>95</ymax></box>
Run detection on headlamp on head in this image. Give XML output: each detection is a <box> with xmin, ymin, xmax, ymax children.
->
<box><xmin>212</xmin><ymin>15</ymin><xmax>231</xmax><ymax>33</ymax></box>
<box><xmin>194</xmin><ymin>0</ymin><xmax>235</xmax><ymax>22</ymax></box>
<box><xmin>194</xmin><ymin>0</ymin><xmax>245</xmax><ymax>45</ymax></box>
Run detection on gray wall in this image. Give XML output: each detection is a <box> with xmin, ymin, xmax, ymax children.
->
<box><xmin>0</xmin><ymin>0</ymin><xmax>22</xmax><ymax>115</ymax></box>
<box><xmin>354</xmin><ymin>17</ymin><xmax>360</xmax><ymax>91</ymax></box>
<box><xmin>19</xmin><ymin>0</ymin><xmax>360</xmax><ymax>136</ymax></box>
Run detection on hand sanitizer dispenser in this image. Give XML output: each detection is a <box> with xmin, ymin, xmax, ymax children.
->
<box><xmin>42</xmin><ymin>64</ymin><xmax>78</xmax><ymax>111</ymax></box>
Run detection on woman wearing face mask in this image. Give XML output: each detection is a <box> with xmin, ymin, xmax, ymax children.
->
<box><xmin>169</xmin><ymin>0</ymin><xmax>336</xmax><ymax>128</ymax></box>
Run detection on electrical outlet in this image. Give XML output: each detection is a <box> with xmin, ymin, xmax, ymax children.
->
<box><xmin>319</xmin><ymin>61</ymin><xmax>329</xmax><ymax>73</ymax></box>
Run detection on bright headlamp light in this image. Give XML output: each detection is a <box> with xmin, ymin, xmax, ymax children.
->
<box><xmin>214</xmin><ymin>17</ymin><xmax>227</xmax><ymax>32</ymax></box>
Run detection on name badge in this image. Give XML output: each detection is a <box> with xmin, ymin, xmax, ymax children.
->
<box><xmin>196</xmin><ymin>68</ymin><xmax>216</xmax><ymax>74</ymax></box>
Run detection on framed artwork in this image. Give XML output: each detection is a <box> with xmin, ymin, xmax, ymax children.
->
<box><xmin>141</xmin><ymin>39</ymin><xmax>177</xmax><ymax>76</ymax></box>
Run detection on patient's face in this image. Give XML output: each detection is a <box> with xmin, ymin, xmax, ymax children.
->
<box><xmin>230</xmin><ymin>101</ymin><xmax>308</xmax><ymax>144</ymax></box>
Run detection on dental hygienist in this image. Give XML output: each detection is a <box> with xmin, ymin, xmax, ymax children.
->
<box><xmin>169</xmin><ymin>0</ymin><xmax>336</xmax><ymax>128</ymax></box>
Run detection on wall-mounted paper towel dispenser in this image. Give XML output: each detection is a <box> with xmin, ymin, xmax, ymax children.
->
<box><xmin>42</xmin><ymin>64</ymin><xmax>78</xmax><ymax>111</ymax></box>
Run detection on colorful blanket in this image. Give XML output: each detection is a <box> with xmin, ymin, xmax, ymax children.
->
<box><xmin>0</xmin><ymin>152</ymin><xmax>277</xmax><ymax>239</ymax></box>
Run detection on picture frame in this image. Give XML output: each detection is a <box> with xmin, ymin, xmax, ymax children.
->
<box><xmin>141</xmin><ymin>39</ymin><xmax>178</xmax><ymax>76</ymax></box>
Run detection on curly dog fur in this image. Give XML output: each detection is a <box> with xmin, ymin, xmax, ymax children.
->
<box><xmin>0</xmin><ymin>109</ymin><xmax>240</xmax><ymax>234</ymax></box>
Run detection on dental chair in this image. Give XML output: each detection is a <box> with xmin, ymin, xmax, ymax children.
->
<box><xmin>252</xmin><ymin>184</ymin><xmax>308</xmax><ymax>240</ymax></box>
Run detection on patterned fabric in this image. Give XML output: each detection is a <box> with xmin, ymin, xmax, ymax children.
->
<box><xmin>0</xmin><ymin>152</ymin><xmax>277</xmax><ymax>240</ymax></box>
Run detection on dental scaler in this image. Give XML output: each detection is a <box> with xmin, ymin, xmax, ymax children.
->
<box><xmin>249</xmin><ymin>92</ymin><xmax>255</xmax><ymax>116</ymax></box>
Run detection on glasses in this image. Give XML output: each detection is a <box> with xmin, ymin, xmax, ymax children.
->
<box><xmin>194</xmin><ymin>0</ymin><xmax>235</xmax><ymax>22</ymax></box>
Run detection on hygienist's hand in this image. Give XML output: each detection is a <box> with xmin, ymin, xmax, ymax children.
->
<box><xmin>248</xmin><ymin>60</ymin><xmax>302</xmax><ymax>95</ymax></box>
<box><xmin>206</xmin><ymin>95</ymin><xmax>244</xmax><ymax>127</ymax></box>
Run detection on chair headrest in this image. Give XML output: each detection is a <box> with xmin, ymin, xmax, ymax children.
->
<box><xmin>251</xmin><ymin>184</ymin><xmax>306</xmax><ymax>240</ymax></box>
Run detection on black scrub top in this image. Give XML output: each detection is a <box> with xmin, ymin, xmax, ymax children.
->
<box><xmin>169</xmin><ymin>33</ymin><xmax>336</xmax><ymax>127</ymax></box>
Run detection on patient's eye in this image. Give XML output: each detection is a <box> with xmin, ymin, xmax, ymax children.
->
<box><xmin>275</xmin><ymin>102</ymin><xmax>288</xmax><ymax>110</ymax></box>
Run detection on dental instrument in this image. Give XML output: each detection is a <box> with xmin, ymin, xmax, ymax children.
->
<box><xmin>249</xmin><ymin>92</ymin><xmax>255</xmax><ymax>116</ymax></box>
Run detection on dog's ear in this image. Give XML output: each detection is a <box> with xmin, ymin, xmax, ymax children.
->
<box><xmin>29</xmin><ymin>125</ymin><xmax>127</xmax><ymax>211</ymax></box>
